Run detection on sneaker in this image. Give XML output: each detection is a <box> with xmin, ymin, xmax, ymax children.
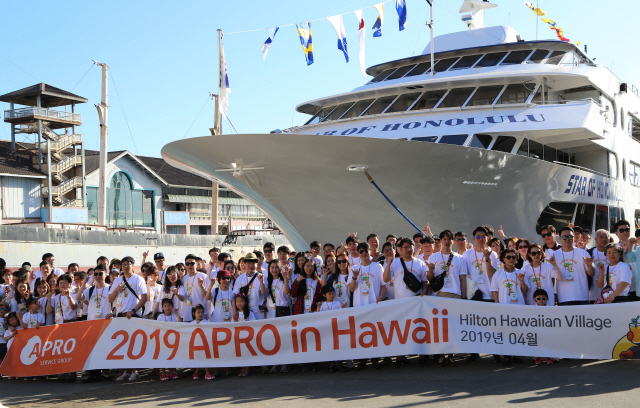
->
<box><xmin>280</xmin><ymin>365</ymin><xmax>289</xmax><ymax>373</ymax></box>
<box><xmin>534</xmin><ymin>358</ymin><xmax>542</xmax><ymax>365</ymax></box>
<box><xmin>466</xmin><ymin>354</ymin><xmax>478</xmax><ymax>364</ymax></box>
<box><xmin>262</xmin><ymin>366</ymin><xmax>269</xmax><ymax>374</ymax></box>
<box><xmin>193</xmin><ymin>373</ymin><xmax>200</xmax><ymax>380</ymax></box>
<box><xmin>545</xmin><ymin>358</ymin><xmax>553</xmax><ymax>365</ymax></box>
<box><xmin>169</xmin><ymin>373</ymin><xmax>179</xmax><ymax>380</ymax></box>
<box><xmin>437</xmin><ymin>357</ymin><xmax>446</xmax><ymax>367</ymax></box>
<box><xmin>116</xmin><ymin>373</ymin><xmax>130</xmax><ymax>381</ymax></box>
<box><xmin>346</xmin><ymin>360</ymin><xmax>356</xmax><ymax>369</ymax></box>
<box><xmin>128</xmin><ymin>372</ymin><xmax>140</xmax><ymax>381</ymax></box>
<box><xmin>160</xmin><ymin>374</ymin><xmax>168</xmax><ymax>381</ymax></box>
<box><xmin>270</xmin><ymin>365</ymin><xmax>280</xmax><ymax>374</ymax></box>
<box><xmin>205</xmin><ymin>374</ymin><xmax>215</xmax><ymax>380</ymax></box>
<box><xmin>81</xmin><ymin>372</ymin><xmax>92</xmax><ymax>383</ymax></box>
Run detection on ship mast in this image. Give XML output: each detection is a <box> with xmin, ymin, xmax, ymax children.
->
<box><xmin>94</xmin><ymin>60</ymin><xmax>109</xmax><ymax>226</ymax></box>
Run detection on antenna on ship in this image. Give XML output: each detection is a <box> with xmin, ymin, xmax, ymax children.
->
<box><xmin>427</xmin><ymin>0</ymin><xmax>435</xmax><ymax>77</ymax></box>
<box><xmin>460</xmin><ymin>0</ymin><xmax>498</xmax><ymax>30</ymax></box>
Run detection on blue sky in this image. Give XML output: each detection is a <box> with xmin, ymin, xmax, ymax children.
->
<box><xmin>1</xmin><ymin>0</ymin><xmax>637</xmax><ymax>157</ymax></box>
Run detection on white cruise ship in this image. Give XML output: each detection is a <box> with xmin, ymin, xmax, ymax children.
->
<box><xmin>162</xmin><ymin>1</ymin><xmax>640</xmax><ymax>250</ymax></box>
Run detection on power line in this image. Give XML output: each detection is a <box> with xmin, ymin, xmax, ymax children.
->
<box><xmin>109</xmin><ymin>69</ymin><xmax>140</xmax><ymax>156</ymax></box>
<box><xmin>0</xmin><ymin>53</ymin><xmax>38</xmax><ymax>81</ymax></box>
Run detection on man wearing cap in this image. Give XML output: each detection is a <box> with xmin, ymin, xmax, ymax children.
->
<box><xmin>154</xmin><ymin>253</ymin><xmax>168</xmax><ymax>283</ymax></box>
<box><xmin>233</xmin><ymin>252</ymin><xmax>267</xmax><ymax>320</ymax></box>
<box><xmin>182</xmin><ymin>254</ymin><xmax>211</xmax><ymax>322</ymax></box>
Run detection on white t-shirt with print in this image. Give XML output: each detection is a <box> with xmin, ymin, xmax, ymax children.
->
<box><xmin>428</xmin><ymin>252</ymin><xmax>468</xmax><ymax>297</ymax></box>
<box><xmin>232</xmin><ymin>272</ymin><xmax>264</xmax><ymax>319</ymax></box>
<box><xmin>156</xmin><ymin>286</ymin><xmax>187</xmax><ymax>316</ymax></box>
<box><xmin>587</xmin><ymin>248</ymin><xmax>608</xmax><ymax>301</ymax></box>
<box><xmin>490</xmin><ymin>269</ymin><xmax>526</xmax><ymax>305</ymax></box>
<box><xmin>553</xmin><ymin>248</ymin><xmax>590</xmax><ymax>303</ymax></box>
<box><xmin>387</xmin><ymin>257</ymin><xmax>426</xmax><ymax>299</ymax></box>
<box><xmin>265</xmin><ymin>278</ymin><xmax>291</xmax><ymax>319</ymax></box>
<box><xmin>523</xmin><ymin>263</ymin><xmax>556</xmax><ymax>306</ymax></box>
<box><xmin>331</xmin><ymin>273</ymin><xmax>351</xmax><ymax>308</ymax></box>
<box><xmin>145</xmin><ymin>285</ymin><xmax>160</xmax><ymax>316</ymax></box>
<box><xmin>350</xmin><ymin>262</ymin><xmax>384</xmax><ymax>307</ymax></box>
<box><xmin>4</xmin><ymin>326</ymin><xmax>21</xmax><ymax>349</ymax></box>
<box><xmin>83</xmin><ymin>285</ymin><xmax>111</xmax><ymax>320</ymax></box>
<box><xmin>181</xmin><ymin>272</ymin><xmax>211</xmax><ymax>322</ymax></box>
<box><xmin>237</xmin><ymin>310</ymin><xmax>256</xmax><ymax>322</ymax></box>
<box><xmin>38</xmin><ymin>297</ymin><xmax>54</xmax><ymax>325</ymax></box>
<box><xmin>157</xmin><ymin>313</ymin><xmax>181</xmax><ymax>322</ymax></box>
<box><xmin>348</xmin><ymin>254</ymin><xmax>361</xmax><ymax>266</ymax></box>
<box><xmin>318</xmin><ymin>300</ymin><xmax>342</xmax><ymax>312</ymax></box>
<box><xmin>210</xmin><ymin>287</ymin><xmax>235</xmax><ymax>322</ymax></box>
<box><xmin>22</xmin><ymin>312</ymin><xmax>45</xmax><ymax>328</ymax></box>
<box><xmin>463</xmin><ymin>249</ymin><xmax>499</xmax><ymax>300</ymax></box>
<box><xmin>108</xmin><ymin>274</ymin><xmax>148</xmax><ymax>317</ymax></box>
<box><xmin>604</xmin><ymin>262</ymin><xmax>633</xmax><ymax>296</ymax></box>
<box><xmin>51</xmin><ymin>293</ymin><xmax>77</xmax><ymax>323</ymax></box>
<box><xmin>382</xmin><ymin>261</ymin><xmax>395</xmax><ymax>300</ymax></box>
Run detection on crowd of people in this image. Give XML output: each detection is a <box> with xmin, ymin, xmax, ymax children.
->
<box><xmin>1</xmin><ymin>220</ymin><xmax>639</xmax><ymax>381</ymax></box>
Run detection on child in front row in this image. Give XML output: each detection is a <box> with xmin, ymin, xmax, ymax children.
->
<box><xmin>0</xmin><ymin>302</ymin><xmax>10</xmax><ymax>374</ymax></box>
<box><xmin>20</xmin><ymin>298</ymin><xmax>44</xmax><ymax>330</ymax></box>
<box><xmin>317</xmin><ymin>285</ymin><xmax>346</xmax><ymax>372</ymax></box>
<box><xmin>235</xmin><ymin>294</ymin><xmax>254</xmax><ymax>378</ymax></box>
<box><xmin>191</xmin><ymin>304</ymin><xmax>214</xmax><ymax>380</ymax></box>
<box><xmin>3</xmin><ymin>312</ymin><xmax>21</xmax><ymax>379</ymax></box>
<box><xmin>156</xmin><ymin>298</ymin><xmax>181</xmax><ymax>381</ymax></box>
<box><xmin>533</xmin><ymin>289</ymin><xmax>553</xmax><ymax>365</ymax></box>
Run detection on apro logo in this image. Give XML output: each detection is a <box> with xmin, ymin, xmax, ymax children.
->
<box><xmin>20</xmin><ymin>336</ymin><xmax>77</xmax><ymax>366</ymax></box>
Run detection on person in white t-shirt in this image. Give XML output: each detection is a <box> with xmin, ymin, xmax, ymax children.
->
<box><xmin>490</xmin><ymin>248</ymin><xmax>528</xmax><ymax>366</ymax></box>
<box><xmin>264</xmin><ymin>260</ymin><xmax>291</xmax><ymax>319</ymax></box>
<box><xmin>154</xmin><ymin>266</ymin><xmax>187</xmax><ymax>318</ymax></box>
<box><xmin>20</xmin><ymin>298</ymin><xmax>44</xmax><ymax>329</ymax></box>
<box><xmin>346</xmin><ymin>236</ymin><xmax>361</xmax><ymax>266</ymax></box>
<box><xmin>190</xmin><ymin>304</ymin><xmax>215</xmax><ymax>380</ymax></box>
<box><xmin>156</xmin><ymin>298</ymin><xmax>182</xmax><ymax>382</ymax></box>
<box><xmin>47</xmin><ymin>275</ymin><xmax>77</xmax><ymax>324</ymax></box>
<box><xmin>34</xmin><ymin>253</ymin><xmax>64</xmax><ymax>279</ymax></box>
<box><xmin>233</xmin><ymin>252</ymin><xmax>267</xmax><ymax>320</ymax></box>
<box><xmin>523</xmin><ymin>244</ymin><xmax>563</xmax><ymax>306</ymax></box>
<box><xmin>261</xmin><ymin>243</ymin><xmax>276</xmax><ymax>273</ymax></box>
<box><xmin>317</xmin><ymin>285</ymin><xmax>347</xmax><ymax>373</ymax></box>
<box><xmin>597</xmin><ymin>243</ymin><xmax>633</xmax><ymax>302</ymax></box>
<box><xmin>350</xmin><ymin>243</ymin><xmax>386</xmax><ymax>307</ymax></box>
<box><xmin>207</xmin><ymin>270</ymin><xmax>235</xmax><ymax>323</ymax></box>
<box><xmin>427</xmin><ymin>230</ymin><xmax>468</xmax><ymax>300</ymax></box>
<box><xmin>207</xmin><ymin>247</ymin><xmax>221</xmax><ymax>276</ymax></box>
<box><xmin>381</xmin><ymin>242</ymin><xmax>397</xmax><ymax>300</ymax></box>
<box><xmin>324</xmin><ymin>253</ymin><xmax>351</xmax><ymax>308</ymax></box>
<box><xmin>182</xmin><ymin>254</ymin><xmax>211</xmax><ymax>322</ymax></box>
<box><xmin>0</xmin><ymin>301</ymin><xmax>9</xmax><ymax>364</ymax></box>
<box><xmin>3</xmin><ymin>312</ymin><xmax>21</xmax><ymax>357</ymax></box>
<box><xmin>77</xmin><ymin>265</ymin><xmax>113</xmax><ymax>322</ymax></box>
<box><xmin>539</xmin><ymin>225</ymin><xmax>561</xmax><ymax>261</ymax></box>
<box><xmin>588</xmin><ymin>229</ymin><xmax>611</xmax><ymax>302</ymax></box>
<box><xmin>550</xmin><ymin>227</ymin><xmax>595</xmax><ymax>305</ymax></box>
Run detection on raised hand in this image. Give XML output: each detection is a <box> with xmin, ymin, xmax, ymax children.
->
<box><xmin>597</xmin><ymin>263</ymin><xmax>605</xmax><ymax>273</ymax></box>
<box><xmin>4</xmin><ymin>286</ymin><xmax>10</xmax><ymax>295</ymax></box>
<box><xmin>422</xmin><ymin>223</ymin><xmax>432</xmax><ymax>237</ymax></box>
<box><xmin>316</xmin><ymin>301</ymin><xmax>323</xmax><ymax>310</ymax></box>
<box><xmin>467</xmin><ymin>243</ymin><xmax>473</xmax><ymax>250</ymax></box>
<box><xmin>516</xmin><ymin>272</ymin><xmax>526</xmax><ymax>283</ymax></box>
<box><xmin>348</xmin><ymin>232</ymin><xmax>358</xmax><ymax>238</ymax></box>
<box><xmin>296</xmin><ymin>274</ymin><xmax>304</xmax><ymax>282</ymax></box>
<box><xmin>497</xmin><ymin>225</ymin><xmax>506</xmax><ymax>239</ymax></box>
<box><xmin>258</xmin><ymin>274</ymin><xmax>264</xmax><ymax>284</ymax></box>
<box><xmin>352</xmin><ymin>268</ymin><xmax>360</xmax><ymax>280</ymax></box>
<box><xmin>142</xmin><ymin>250</ymin><xmax>150</xmax><ymax>259</ymax></box>
<box><xmin>198</xmin><ymin>277</ymin><xmax>205</xmax><ymax>289</ymax></box>
<box><xmin>548</xmin><ymin>255</ymin><xmax>557</xmax><ymax>266</ymax></box>
<box><xmin>483</xmin><ymin>247</ymin><xmax>492</xmax><ymax>258</ymax></box>
<box><xmin>171</xmin><ymin>287</ymin><xmax>179</xmax><ymax>295</ymax></box>
<box><xmin>428</xmin><ymin>262</ymin><xmax>436</xmax><ymax>272</ymax></box>
<box><xmin>321</xmin><ymin>266</ymin><xmax>329</xmax><ymax>276</ymax></box>
<box><xmin>582</xmin><ymin>256</ymin><xmax>594</xmax><ymax>266</ymax></box>
<box><xmin>118</xmin><ymin>282</ymin><xmax>126</xmax><ymax>292</ymax></box>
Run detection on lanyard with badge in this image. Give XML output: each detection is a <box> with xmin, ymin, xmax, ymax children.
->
<box><xmin>561</xmin><ymin>250</ymin><xmax>575</xmax><ymax>281</ymax></box>
<box><xmin>360</xmin><ymin>265</ymin><xmax>372</xmax><ymax>296</ymax></box>
<box><xmin>76</xmin><ymin>290</ymin><xmax>83</xmax><ymax>318</ymax></box>
<box><xmin>506</xmin><ymin>272</ymin><xmax>519</xmax><ymax>303</ymax></box>
<box><xmin>440</xmin><ymin>254</ymin><xmax>453</xmax><ymax>288</ymax></box>
<box><xmin>474</xmin><ymin>252</ymin><xmax>485</xmax><ymax>284</ymax></box>
<box><xmin>94</xmin><ymin>287</ymin><xmax>105</xmax><ymax>319</ymax></box>
<box><xmin>531</xmin><ymin>265</ymin><xmax>542</xmax><ymax>289</ymax></box>
<box><xmin>304</xmin><ymin>280</ymin><xmax>313</xmax><ymax>312</ymax></box>
<box><xmin>115</xmin><ymin>280</ymin><xmax>124</xmax><ymax>308</ymax></box>
<box><xmin>185</xmin><ymin>276</ymin><xmax>195</xmax><ymax>307</ymax></box>
<box><xmin>268</xmin><ymin>281</ymin><xmax>278</xmax><ymax>310</ymax></box>
<box><xmin>220</xmin><ymin>291</ymin><xmax>231</xmax><ymax>321</ymax></box>
<box><xmin>55</xmin><ymin>295</ymin><xmax>64</xmax><ymax>324</ymax></box>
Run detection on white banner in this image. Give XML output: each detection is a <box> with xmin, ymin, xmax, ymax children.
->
<box><xmin>4</xmin><ymin>297</ymin><xmax>639</xmax><ymax>376</ymax></box>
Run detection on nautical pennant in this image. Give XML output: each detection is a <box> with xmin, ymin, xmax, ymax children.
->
<box><xmin>354</xmin><ymin>9</ymin><xmax>366</xmax><ymax>75</ymax></box>
<box><xmin>219</xmin><ymin>37</ymin><xmax>231</xmax><ymax>118</ymax></box>
<box><xmin>524</xmin><ymin>1</ymin><xmax>546</xmax><ymax>16</ymax></box>
<box><xmin>261</xmin><ymin>27</ymin><xmax>279</xmax><ymax>60</ymax></box>
<box><xmin>327</xmin><ymin>15</ymin><xmax>349</xmax><ymax>62</ymax></box>
<box><xmin>296</xmin><ymin>22</ymin><xmax>314</xmax><ymax>66</ymax></box>
<box><xmin>372</xmin><ymin>3</ymin><xmax>384</xmax><ymax>37</ymax></box>
<box><xmin>396</xmin><ymin>0</ymin><xmax>407</xmax><ymax>31</ymax></box>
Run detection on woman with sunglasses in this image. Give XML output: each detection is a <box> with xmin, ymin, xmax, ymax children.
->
<box><xmin>153</xmin><ymin>266</ymin><xmax>186</xmax><ymax>320</ymax></box>
<box><xmin>175</xmin><ymin>263</ymin><xmax>186</xmax><ymax>279</ymax></box>
<box><xmin>490</xmin><ymin>248</ymin><xmax>528</xmax><ymax>365</ymax></box>
<box><xmin>523</xmin><ymin>244</ymin><xmax>563</xmax><ymax>306</ymax></box>
<box><xmin>324</xmin><ymin>253</ymin><xmax>352</xmax><ymax>309</ymax></box>
<box><xmin>515</xmin><ymin>239</ymin><xmax>531</xmax><ymax>269</ymax></box>
<box><xmin>223</xmin><ymin>260</ymin><xmax>238</xmax><ymax>285</ymax></box>
<box><xmin>108</xmin><ymin>259</ymin><xmax>121</xmax><ymax>275</ymax></box>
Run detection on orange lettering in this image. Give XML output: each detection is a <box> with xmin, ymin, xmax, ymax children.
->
<box><xmin>332</xmin><ymin>316</ymin><xmax>356</xmax><ymax>350</ymax></box>
<box><xmin>411</xmin><ymin>318</ymin><xmax>431</xmax><ymax>344</ymax></box>
<box><xmin>211</xmin><ymin>328</ymin><xmax>232</xmax><ymax>359</ymax></box>
<box><xmin>189</xmin><ymin>328</ymin><xmax>211</xmax><ymax>359</ymax></box>
<box><xmin>377</xmin><ymin>320</ymin><xmax>412</xmax><ymax>346</ymax></box>
<box><xmin>256</xmin><ymin>324</ymin><xmax>281</xmax><ymax>356</ymax></box>
<box><xmin>358</xmin><ymin>322</ymin><xmax>378</xmax><ymax>348</ymax></box>
<box><xmin>234</xmin><ymin>326</ymin><xmax>257</xmax><ymax>357</ymax></box>
<box><xmin>300</xmin><ymin>327</ymin><xmax>321</xmax><ymax>352</ymax></box>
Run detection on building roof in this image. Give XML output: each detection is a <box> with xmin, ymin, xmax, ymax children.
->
<box><xmin>136</xmin><ymin>155</ymin><xmax>212</xmax><ymax>188</ymax></box>
<box><xmin>0</xmin><ymin>83</ymin><xmax>88</xmax><ymax>107</ymax></box>
<box><xmin>83</xmin><ymin>149</ymin><xmax>126</xmax><ymax>176</ymax></box>
<box><xmin>0</xmin><ymin>141</ymin><xmax>46</xmax><ymax>178</ymax></box>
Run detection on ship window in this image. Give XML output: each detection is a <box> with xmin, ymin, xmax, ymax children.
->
<box><xmin>595</xmin><ymin>205</ymin><xmax>609</xmax><ymax>232</ymax></box>
<box><xmin>385</xmin><ymin>92</ymin><xmax>422</xmax><ymax>113</ymax></box>
<box><xmin>497</xmin><ymin>83</ymin><xmax>535</xmax><ymax>104</ymax></box>
<box><xmin>630</xmin><ymin>114</ymin><xmax>640</xmax><ymax>142</ymax></box>
<box><xmin>340</xmin><ymin>99</ymin><xmax>376</xmax><ymax>119</ymax></box>
<box><xmin>631</xmin><ymin>162</ymin><xmax>640</xmax><ymax>187</ymax></box>
<box><xmin>544</xmin><ymin>145</ymin><xmax>557</xmax><ymax>162</ymax></box>
<box><xmin>516</xmin><ymin>138</ymin><xmax>529</xmax><ymax>156</ymax></box>
<box><xmin>467</xmin><ymin>85</ymin><xmax>504</xmax><ymax>106</ymax></box>
<box><xmin>450</xmin><ymin>55</ymin><xmax>481</xmax><ymax>70</ymax></box>
<box><xmin>434</xmin><ymin>58</ymin><xmax>459</xmax><ymax>72</ymax></box>
<box><xmin>438</xmin><ymin>87</ymin><xmax>475</xmax><ymax>108</ymax></box>
<box><xmin>535</xmin><ymin>202</ymin><xmax>577</xmax><ymax>234</ymax></box>
<box><xmin>370</xmin><ymin>68</ymin><xmax>396</xmax><ymax>83</ymax></box>
<box><xmin>386</xmin><ymin>65</ymin><xmax>416</xmax><ymax>80</ymax></box>
<box><xmin>528</xmin><ymin>140</ymin><xmax>544</xmax><ymax>159</ymax></box>
<box><xmin>546</xmin><ymin>51</ymin><xmax>566</xmax><ymax>65</ymax></box>
<box><xmin>531</xmin><ymin>84</ymin><xmax>548</xmax><ymax>103</ymax></box>
<box><xmin>474</xmin><ymin>52</ymin><xmax>508</xmax><ymax>67</ymax></box>
<box><xmin>405</xmin><ymin>61</ymin><xmax>434</xmax><ymax>77</ymax></box>
<box><xmin>528</xmin><ymin>50</ymin><xmax>550</xmax><ymax>64</ymax></box>
<box><xmin>468</xmin><ymin>134</ymin><xmax>493</xmax><ymax>149</ymax></box>
<box><xmin>304</xmin><ymin>106</ymin><xmax>334</xmax><ymax>125</ymax></box>
<box><xmin>363</xmin><ymin>95</ymin><xmax>398</xmax><ymax>115</ymax></box>
<box><xmin>321</xmin><ymin>102</ymin><xmax>355</xmax><ymax>122</ymax></box>
<box><xmin>492</xmin><ymin>136</ymin><xmax>516</xmax><ymax>153</ymax></box>
<box><xmin>411</xmin><ymin>90</ymin><xmax>447</xmax><ymax>111</ymax></box>
<box><xmin>439</xmin><ymin>134</ymin><xmax>468</xmax><ymax>146</ymax></box>
<box><xmin>574</xmin><ymin>203</ymin><xmax>595</xmax><ymax>232</ymax></box>
<box><xmin>608</xmin><ymin>152</ymin><xmax>618</xmax><ymax>179</ymax></box>
<box><xmin>609</xmin><ymin>207</ymin><xmax>624</xmax><ymax>233</ymax></box>
<box><xmin>412</xmin><ymin>136</ymin><xmax>438</xmax><ymax>142</ymax></box>
<box><xmin>501</xmin><ymin>50</ymin><xmax>533</xmax><ymax>65</ymax></box>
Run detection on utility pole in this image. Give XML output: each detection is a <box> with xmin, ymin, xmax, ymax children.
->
<box><xmin>94</xmin><ymin>61</ymin><xmax>109</xmax><ymax>226</ymax></box>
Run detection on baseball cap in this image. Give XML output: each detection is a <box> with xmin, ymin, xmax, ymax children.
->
<box><xmin>154</xmin><ymin>252</ymin><xmax>165</xmax><ymax>261</ymax></box>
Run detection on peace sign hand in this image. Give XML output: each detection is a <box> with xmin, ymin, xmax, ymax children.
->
<box><xmin>352</xmin><ymin>268</ymin><xmax>360</xmax><ymax>280</ymax></box>
<box><xmin>497</xmin><ymin>225</ymin><xmax>506</xmax><ymax>239</ymax></box>
<box><xmin>516</xmin><ymin>272</ymin><xmax>526</xmax><ymax>283</ymax></box>
<box><xmin>597</xmin><ymin>263</ymin><xmax>605</xmax><ymax>273</ymax></box>
<box><xmin>422</xmin><ymin>223</ymin><xmax>432</xmax><ymax>237</ymax></box>
<box><xmin>582</xmin><ymin>256</ymin><xmax>594</xmax><ymax>266</ymax></box>
<box><xmin>548</xmin><ymin>255</ymin><xmax>557</xmax><ymax>266</ymax></box>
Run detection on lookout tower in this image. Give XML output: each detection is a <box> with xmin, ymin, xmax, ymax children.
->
<box><xmin>0</xmin><ymin>83</ymin><xmax>88</xmax><ymax>208</ymax></box>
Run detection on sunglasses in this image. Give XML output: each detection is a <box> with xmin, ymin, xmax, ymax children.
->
<box><xmin>561</xmin><ymin>235</ymin><xmax>574</xmax><ymax>240</ymax></box>
<box><xmin>518</xmin><ymin>245</ymin><xmax>529</xmax><ymax>249</ymax></box>
<box><xmin>618</xmin><ymin>228</ymin><xmax>631</xmax><ymax>233</ymax></box>
<box><xmin>358</xmin><ymin>250</ymin><xmax>369</xmax><ymax>254</ymax></box>
<box><xmin>179</xmin><ymin>268</ymin><xmax>186</xmax><ymax>272</ymax></box>
<box><xmin>336</xmin><ymin>260</ymin><xmax>348</xmax><ymax>265</ymax></box>
<box><xmin>474</xmin><ymin>235</ymin><xmax>487</xmax><ymax>240</ymax></box>
<box><xmin>185</xmin><ymin>262</ymin><xmax>196</xmax><ymax>266</ymax></box>
<box><xmin>264</xmin><ymin>249</ymin><xmax>273</xmax><ymax>253</ymax></box>
<box><xmin>454</xmin><ymin>238</ymin><xmax>466</xmax><ymax>242</ymax></box>
<box><xmin>0</xmin><ymin>307</ymin><xmax>9</xmax><ymax>311</ymax></box>
<box><xmin>94</xmin><ymin>272</ymin><xmax>104</xmax><ymax>276</ymax></box>
<box><xmin>113</xmin><ymin>263</ymin><xmax>121</xmax><ymax>266</ymax></box>
<box><xmin>121</xmin><ymin>263</ymin><xmax>131</xmax><ymax>267</ymax></box>
<box><xmin>540</xmin><ymin>232</ymin><xmax>553</xmax><ymax>238</ymax></box>
<box><xmin>535</xmin><ymin>297</ymin><xmax>548</xmax><ymax>301</ymax></box>
<box><xmin>504</xmin><ymin>255</ymin><xmax>518</xmax><ymax>260</ymax></box>
<box><xmin>399</xmin><ymin>246</ymin><xmax>413</xmax><ymax>250</ymax></box>
<box><xmin>311</xmin><ymin>247</ymin><xmax>320</xmax><ymax>250</ymax></box>
<box><xmin>220</xmin><ymin>277</ymin><xmax>231</xmax><ymax>281</ymax></box>
<box><xmin>227</xmin><ymin>266</ymin><xmax>236</xmax><ymax>270</ymax></box>
<box><xmin>529</xmin><ymin>251</ymin><xmax>542</xmax><ymax>256</ymax></box>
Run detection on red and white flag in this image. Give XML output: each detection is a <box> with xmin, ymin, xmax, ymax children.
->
<box><xmin>354</xmin><ymin>9</ymin><xmax>366</xmax><ymax>76</ymax></box>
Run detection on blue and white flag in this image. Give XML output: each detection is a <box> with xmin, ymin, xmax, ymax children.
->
<box><xmin>396</xmin><ymin>0</ymin><xmax>407</xmax><ymax>31</ymax></box>
<box><xmin>218</xmin><ymin>37</ymin><xmax>230</xmax><ymax>118</ymax></box>
<box><xmin>372</xmin><ymin>3</ymin><xmax>384</xmax><ymax>37</ymax></box>
<box><xmin>327</xmin><ymin>15</ymin><xmax>348</xmax><ymax>62</ymax></box>
<box><xmin>296</xmin><ymin>22</ymin><xmax>314</xmax><ymax>66</ymax></box>
<box><xmin>261</xmin><ymin>27</ymin><xmax>279</xmax><ymax>60</ymax></box>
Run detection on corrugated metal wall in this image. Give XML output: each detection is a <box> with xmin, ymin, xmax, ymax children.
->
<box><xmin>2</xmin><ymin>176</ymin><xmax>42</xmax><ymax>218</ymax></box>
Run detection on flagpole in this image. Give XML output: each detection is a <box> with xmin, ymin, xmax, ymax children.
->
<box><xmin>535</xmin><ymin>1</ymin><xmax>539</xmax><ymax>40</ymax></box>
<box><xmin>429</xmin><ymin>0</ymin><xmax>434</xmax><ymax>77</ymax></box>
<box><xmin>217</xmin><ymin>29</ymin><xmax>223</xmax><ymax>135</ymax></box>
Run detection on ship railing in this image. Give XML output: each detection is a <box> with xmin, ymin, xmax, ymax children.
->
<box><xmin>553</xmin><ymin>161</ymin><xmax>611</xmax><ymax>179</ymax></box>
